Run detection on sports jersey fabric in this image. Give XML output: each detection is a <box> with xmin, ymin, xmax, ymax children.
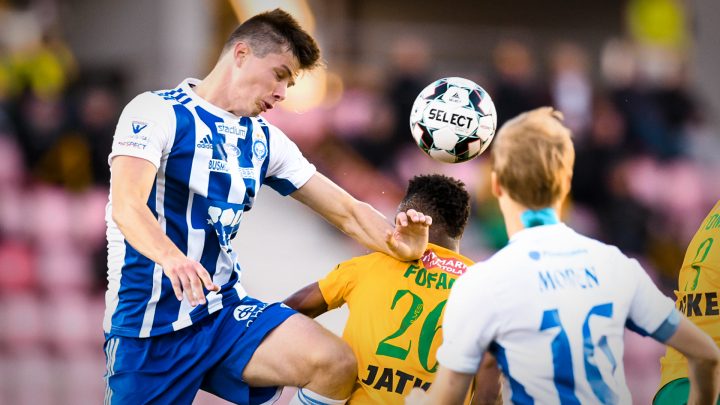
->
<box><xmin>319</xmin><ymin>243</ymin><xmax>473</xmax><ymax>404</ymax></box>
<box><xmin>103</xmin><ymin>297</ymin><xmax>294</xmax><ymax>404</ymax></box>
<box><xmin>437</xmin><ymin>223</ymin><xmax>679</xmax><ymax>405</ymax></box>
<box><xmin>104</xmin><ymin>78</ymin><xmax>315</xmax><ymax>338</ymax></box>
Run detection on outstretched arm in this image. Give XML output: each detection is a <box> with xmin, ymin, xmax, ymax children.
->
<box><xmin>292</xmin><ymin>173</ymin><xmax>431</xmax><ymax>261</ymax></box>
<box><xmin>284</xmin><ymin>282</ymin><xmax>329</xmax><ymax>318</ymax></box>
<box><xmin>665</xmin><ymin>316</ymin><xmax>720</xmax><ymax>404</ymax></box>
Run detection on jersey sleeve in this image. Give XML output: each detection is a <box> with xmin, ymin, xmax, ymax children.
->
<box><xmin>625</xmin><ymin>256</ymin><xmax>681</xmax><ymax>343</ymax></box>
<box><xmin>436</xmin><ymin>268</ymin><xmax>498</xmax><ymax>374</ymax></box>
<box><xmin>317</xmin><ymin>258</ymin><xmax>362</xmax><ymax>310</ymax></box>
<box><xmin>109</xmin><ymin>92</ymin><xmax>175</xmax><ymax>169</ymax></box>
<box><xmin>263</xmin><ymin>123</ymin><xmax>316</xmax><ymax>196</ymax></box>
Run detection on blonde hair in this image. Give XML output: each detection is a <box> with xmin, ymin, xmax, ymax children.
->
<box><xmin>491</xmin><ymin>107</ymin><xmax>575</xmax><ymax>209</ymax></box>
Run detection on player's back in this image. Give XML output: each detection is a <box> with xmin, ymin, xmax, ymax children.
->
<box><xmin>318</xmin><ymin>244</ymin><xmax>473</xmax><ymax>404</ymax></box>
<box><xmin>451</xmin><ymin>223</ymin><xmax>675</xmax><ymax>404</ymax></box>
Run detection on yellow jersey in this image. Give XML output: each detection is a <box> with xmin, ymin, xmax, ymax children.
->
<box><xmin>659</xmin><ymin>200</ymin><xmax>720</xmax><ymax>387</ymax></box>
<box><xmin>318</xmin><ymin>243</ymin><xmax>473</xmax><ymax>404</ymax></box>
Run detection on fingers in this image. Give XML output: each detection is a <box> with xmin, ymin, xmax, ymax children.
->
<box><xmin>178</xmin><ymin>271</ymin><xmax>204</xmax><ymax>307</ymax></box>
<box><xmin>385</xmin><ymin>229</ymin><xmax>398</xmax><ymax>248</ymax></box>
<box><xmin>188</xmin><ymin>271</ymin><xmax>204</xmax><ymax>306</ymax></box>
<box><xmin>166</xmin><ymin>270</ymin><xmax>184</xmax><ymax>301</ymax></box>
<box><xmin>195</xmin><ymin>263</ymin><xmax>221</xmax><ymax>292</ymax></box>
<box><xmin>164</xmin><ymin>259</ymin><xmax>219</xmax><ymax>307</ymax></box>
<box><xmin>396</xmin><ymin>211</ymin><xmax>408</xmax><ymax>227</ymax></box>
<box><xmin>396</xmin><ymin>209</ymin><xmax>433</xmax><ymax>227</ymax></box>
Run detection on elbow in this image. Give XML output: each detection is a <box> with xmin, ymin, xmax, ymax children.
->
<box><xmin>690</xmin><ymin>344</ymin><xmax>720</xmax><ymax>374</ymax></box>
<box><xmin>700</xmin><ymin>336</ymin><xmax>720</xmax><ymax>365</ymax></box>
<box><xmin>703</xmin><ymin>348</ymin><xmax>720</xmax><ymax>369</ymax></box>
<box><xmin>111</xmin><ymin>204</ymin><xmax>125</xmax><ymax>228</ymax></box>
<box><xmin>111</xmin><ymin>199</ymin><xmax>136</xmax><ymax>231</ymax></box>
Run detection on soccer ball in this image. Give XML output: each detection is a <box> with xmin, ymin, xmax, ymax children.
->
<box><xmin>409</xmin><ymin>77</ymin><xmax>497</xmax><ymax>163</ymax></box>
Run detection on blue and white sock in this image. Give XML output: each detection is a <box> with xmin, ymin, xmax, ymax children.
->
<box><xmin>288</xmin><ymin>388</ymin><xmax>348</xmax><ymax>405</ymax></box>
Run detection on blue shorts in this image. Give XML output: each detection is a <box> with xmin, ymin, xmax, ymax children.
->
<box><xmin>103</xmin><ymin>296</ymin><xmax>296</xmax><ymax>405</ymax></box>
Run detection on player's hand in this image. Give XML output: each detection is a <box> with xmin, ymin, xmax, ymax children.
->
<box><xmin>386</xmin><ymin>209</ymin><xmax>432</xmax><ymax>261</ymax></box>
<box><xmin>160</xmin><ymin>255</ymin><xmax>220</xmax><ymax>306</ymax></box>
<box><xmin>405</xmin><ymin>388</ymin><xmax>430</xmax><ymax>405</ymax></box>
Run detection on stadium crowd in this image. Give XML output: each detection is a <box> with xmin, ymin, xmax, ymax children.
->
<box><xmin>0</xmin><ymin>0</ymin><xmax>718</xmax><ymax>404</ymax></box>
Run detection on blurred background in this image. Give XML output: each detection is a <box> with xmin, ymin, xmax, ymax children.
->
<box><xmin>0</xmin><ymin>0</ymin><xmax>719</xmax><ymax>403</ymax></box>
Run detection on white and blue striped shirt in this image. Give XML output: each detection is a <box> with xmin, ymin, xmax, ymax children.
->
<box><xmin>437</xmin><ymin>223</ymin><xmax>679</xmax><ymax>405</ymax></box>
<box><xmin>104</xmin><ymin>78</ymin><xmax>315</xmax><ymax>337</ymax></box>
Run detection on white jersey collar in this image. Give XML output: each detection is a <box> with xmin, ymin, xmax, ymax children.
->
<box><xmin>509</xmin><ymin>222</ymin><xmax>569</xmax><ymax>244</ymax></box>
<box><xmin>180</xmin><ymin>78</ymin><xmax>246</xmax><ymax>121</ymax></box>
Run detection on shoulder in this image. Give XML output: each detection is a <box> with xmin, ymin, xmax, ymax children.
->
<box><xmin>330</xmin><ymin>252</ymin><xmax>410</xmax><ymax>282</ymax></box>
<box><xmin>259</xmin><ymin>119</ymin><xmax>292</xmax><ymax>144</ymax></box>
<box><xmin>343</xmin><ymin>251</ymin><xmax>401</xmax><ymax>269</ymax></box>
<box><xmin>257</xmin><ymin>118</ymin><xmax>302</xmax><ymax>155</ymax></box>
<box><xmin>122</xmin><ymin>91</ymin><xmax>176</xmax><ymax>122</ymax></box>
<box><xmin>570</xmin><ymin>230</ymin><xmax>639</xmax><ymax>268</ymax></box>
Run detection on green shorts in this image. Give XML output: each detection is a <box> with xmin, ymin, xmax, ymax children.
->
<box><xmin>654</xmin><ymin>378</ymin><xmax>720</xmax><ymax>405</ymax></box>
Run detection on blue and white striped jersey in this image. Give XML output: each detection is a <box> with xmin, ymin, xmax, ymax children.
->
<box><xmin>437</xmin><ymin>223</ymin><xmax>679</xmax><ymax>405</ymax></box>
<box><xmin>104</xmin><ymin>78</ymin><xmax>316</xmax><ymax>338</ymax></box>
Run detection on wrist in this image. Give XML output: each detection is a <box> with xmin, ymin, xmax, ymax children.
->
<box><xmin>158</xmin><ymin>247</ymin><xmax>186</xmax><ymax>267</ymax></box>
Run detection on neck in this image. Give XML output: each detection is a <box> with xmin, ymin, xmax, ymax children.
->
<box><xmin>193</xmin><ymin>56</ymin><xmax>232</xmax><ymax>111</ymax></box>
<box><xmin>429</xmin><ymin>233</ymin><xmax>460</xmax><ymax>253</ymax></box>
<box><xmin>499</xmin><ymin>196</ymin><xmax>562</xmax><ymax>238</ymax></box>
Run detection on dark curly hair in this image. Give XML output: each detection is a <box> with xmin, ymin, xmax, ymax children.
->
<box><xmin>223</xmin><ymin>8</ymin><xmax>321</xmax><ymax>70</ymax></box>
<box><xmin>398</xmin><ymin>174</ymin><xmax>471</xmax><ymax>239</ymax></box>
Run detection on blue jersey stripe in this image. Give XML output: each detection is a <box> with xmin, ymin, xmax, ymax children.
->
<box><xmin>490</xmin><ymin>342</ymin><xmax>534</xmax><ymax>405</ymax></box>
<box><xmin>240</xmin><ymin>117</ymin><xmax>258</xmax><ymax>207</ymax></box>
<box><xmin>197</xmin><ymin>107</ymin><xmax>233</xmax><ymax>202</ymax></box>
<box><xmin>256</xmin><ymin>121</ymin><xmax>272</xmax><ymax>197</ymax></box>
<box><xmin>265</xmin><ymin>176</ymin><xmax>299</xmax><ymax>195</ymax></box>
<box><xmin>258</xmin><ymin>120</ymin><xmax>296</xmax><ymax>195</ymax></box>
<box><xmin>112</xmin><ymin>183</ymin><xmax>158</xmax><ymax>331</ymax></box>
<box><xmin>151</xmin><ymin>104</ymin><xmax>196</xmax><ymax>327</ymax></box>
<box><xmin>198</xmin><ymin>225</ymin><xmax>221</xmax><ymax>282</ymax></box>
<box><xmin>107</xmin><ymin>80</ymin><xmax>312</xmax><ymax>336</ymax></box>
<box><xmin>194</xmin><ymin>108</ymin><xmax>244</xmax><ymax>317</ymax></box>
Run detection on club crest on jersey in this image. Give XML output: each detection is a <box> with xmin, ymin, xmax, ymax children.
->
<box><xmin>215</xmin><ymin>122</ymin><xmax>246</xmax><ymax>139</ymax></box>
<box><xmin>252</xmin><ymin>140</ymin><xmax>267</xmax><ymax>160</ymax></box>
<box><xmin>252</xmin><ymin>131</ymin><xmax>268</xmax><ymax>161</ymax></box>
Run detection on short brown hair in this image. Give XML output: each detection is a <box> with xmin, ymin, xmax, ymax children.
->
<box><xmin>224</xmin><ymin>8</ymin><xmax>321</xmax><ymax>70</ymax></box>
<box><xmin>491</xmin><ymin>107</ymin><xmax>575</xmax><ymax>209</ymax></box>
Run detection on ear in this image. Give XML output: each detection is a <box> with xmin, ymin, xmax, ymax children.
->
<box><xmin>233</xmin><ymin>41</ymin><xmax>250</xmax><ymax>67</ymax></box>
<box><xmin>491</xmin><ymin>171</ymin><xmax>502</xmax><ymax>198</ymax></box>
<box><xmin>561</xmin><ymin>170</ymin><xmax>573</xmax><ymax>200</ymax></box>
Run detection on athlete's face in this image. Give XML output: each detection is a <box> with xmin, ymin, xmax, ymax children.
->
<box><xmin>230</xmin><ymin>43</ymin><xmax>298</xmax><ymax>117</ymax></box>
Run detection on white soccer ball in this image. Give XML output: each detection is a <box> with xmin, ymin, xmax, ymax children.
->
<box><xmin>409</xmin><ymin>77</ymin><xmax>497</xmax><ymax>163</ymax></box>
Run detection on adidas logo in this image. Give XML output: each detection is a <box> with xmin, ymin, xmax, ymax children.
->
<box><xmin>196</xmin><ymin>134</ymin><xmax>213</xmax><ymax>149</ymax></box>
